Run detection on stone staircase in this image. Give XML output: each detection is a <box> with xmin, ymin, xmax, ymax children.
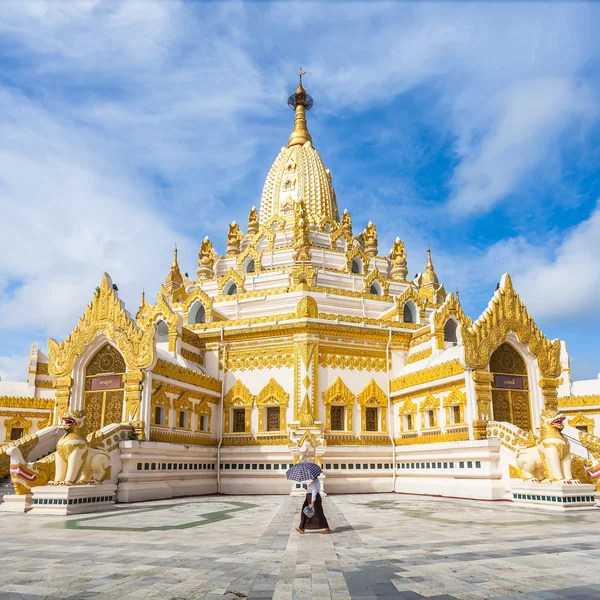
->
<box><xmin>0</xmin><ymin>475</ymin><xmax>14</xmax><ymax>502</ymax></box>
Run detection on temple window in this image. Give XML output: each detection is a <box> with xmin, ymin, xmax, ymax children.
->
<box><xmin>331</xmin><ymin>406</ymin><xmax>345</xmax><ymax>431</ymax></box>
<box><xmin>403</xmin><ymin>302</ymin><xmax>416</xmax><ymax>324</ymax></box>
<box><xmin>9</xmin><ymin>427</ymin><xmax>24</xmax><ymax>441</ymax></box>
<box><xmin>351</xmin><ymin>259</ymin><xmax>363</xmax><ymax>274</ymax></box>
<box><xmin>178</xmin><ymin>410</ymin><xmax>189</xmax><ymax>429</ymax></box>
<box><xmin>424</xmin><ymin>410</ymin><xmax>435</xmax><ymax>428</ymax></box>
<box><xmin>232</xmin><ymin>408</ymin><xmax>246</xmax><ymax>433</ymax></box>
<box><xmin>199</xmin><ymin>414</ymin><xmax>209</xmax><ymax>432</ymax></box>
<box><xmin>266</xmin><ymin>407</ymin><xmax>281</xmax><ymax>432</ymax></box>
<box><xmin>444</xmin><ymin>319</ymin><xmax>458</xmax><ymax>344</ymax></box>
<box><xmin>245</xmin><ymin>258</ymin><xmax>255</xmax><ymax>274</ymax></box>
<box><xmin>190</xmin><ymin>303</ymin><xmax>206</xmax><ymax>324</ymax></box>
<box><xmin>154</xmin><ymin>406</ymin><xmax>166</xmax><ymax>426</ymax></box>
<box><xmin>404</xmin><ymin>414</ymin><xmax>413</xmax><ymax>431</ymax></box>
<box><xmin>451</xmin><ymin>405</ymin><xmax>461</xmax><ymax>424</ymax></box>
<box><xmin>156</xmin><ymin>320</ymin><xmax>169</xmax><ymax>343</ymax></box>
<box><xmin>224</xmin><ymin>282</ymin><xmax>237</xmax><ymax>296</ymax></box>
<box><xmin>370</xmin><ymin>282</ymin><xmax>382</xmax><ymax>296</ymax></box>
<box><xmin>365</xmin><ymin>407</ymin><xmax>379</xmax><ymax>432</ymax></box>
<box><xmin>575</xmin><ymin>425</ymin><xmax>588</xmax><ymax>433</ymax></box>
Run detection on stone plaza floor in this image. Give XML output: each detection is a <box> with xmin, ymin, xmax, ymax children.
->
<box><xmin>1</xmin><ymin>493</ymin><xmax>600</xmax><ymax>600</ymax></box>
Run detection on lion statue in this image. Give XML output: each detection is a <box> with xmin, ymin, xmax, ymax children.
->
<box><xmin>516</xmin><ymin>410</ymin><xmax>578</xmax><ymax>483</ymax></box>
<box><xmin>50</xmin><ymin>410</ymin><xmax>111</xmax><ymax>486</ymax></box>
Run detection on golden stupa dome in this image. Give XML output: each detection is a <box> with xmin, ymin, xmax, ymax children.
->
<box><xmin>259</xmin><ymin>72</ymin><xmax>339</xmax><ymax>225</ymax></box>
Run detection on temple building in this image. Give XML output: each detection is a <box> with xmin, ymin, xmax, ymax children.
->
<box><xmin>2</xmin><ymin>75</ymin><xmax>600</xmax><ymax>503</ymax></box>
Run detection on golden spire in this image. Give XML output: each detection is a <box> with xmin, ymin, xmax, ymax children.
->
<box><xmin>421</xmin><ymin>246</ymin><xmax>439</xmax><ymax>287</ymax></box>
<box><xmin>288</xmin><ymin>68</ymin><xmax>313</xmax><ymax>147</ymax></box>
<box><xmin>165</xmin><ymin>245</ymin><xmax>183</xmax><ymax>291</ymax></box>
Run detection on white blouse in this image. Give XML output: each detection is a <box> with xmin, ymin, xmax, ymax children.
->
<box><xmin>306</xmin><ymin>477</ymin><xmax>321</xmax><ymax>502</ymax></box>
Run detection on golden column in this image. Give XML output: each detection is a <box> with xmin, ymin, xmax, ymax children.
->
<box><xmin>471</xmin><ymin>369</ymin><xmax>494</xmax><ymax>440</ymax></box>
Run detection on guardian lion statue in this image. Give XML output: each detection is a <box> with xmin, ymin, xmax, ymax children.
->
<box><xmin>50</xmin><ymin>410</ymin><xmax>111</xmax><ymax>486</ymax></box>
<box><xmin>516</xmin><ymin>410</ymin><xmax>578</xmax><ymax>483</ymax></box>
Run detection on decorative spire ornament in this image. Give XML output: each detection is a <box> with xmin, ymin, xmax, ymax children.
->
<box><xmin>287</xmin><ymin>68</ymin><xmax>314</xmax><ymax>147</ymax></box>
<box><xmin>164</xmin><ymin>245</ymin><xmax>184</xmax><ymax>293</ymax></box>
<box><xmin>247</xmin><ymin>206</ymin><xmax>259</xmax><ymax>236</ymax></box>
<box><xmin>226</xmin><ymin>222</ymin><xmax>242</xmax><ymax>256</ymax></box>
<box><xmin>390</xmin><ymin>237</ymin><xmax>408</xmax><ymax>281</ymax></box>
<box><xmin>197</xmin><ymin>236</ymin><xmax>216</xmax><ymax>279</ymax></box>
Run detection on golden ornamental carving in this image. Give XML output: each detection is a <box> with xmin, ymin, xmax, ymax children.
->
<box><xmin>298</xmin><ymin>342</ymin><xmax>317</xmax><ymax>369</ymax></box>
<box><xmin>247</xmin><ymin>206</ymin><xmax>259</xmax><ymax>236</ymax></box>
<box><xmin>389</xmin><ymin>237</ymin><xmax>408</xmax><ymax>281</ymax></box>
<box><xmin>197</xmin><ymin>236</ymin><xmax>217</xmax><ymax>279</ymax></box>
<box><xmin>363</xmin><ymin>268</ymin><xmax>389</xmax><ymax>296</ymax></box>
<box><xmin>558</xmin><ymin>395</ymin><xmax>600</xmax><ymax>409</ymax></box>
<box><xmin>568</xmin><ymin>413</ymin><xmax>594</xmax><ymax>433</ymax></box>
<box><xmin>152</xmin><ymin>359</ymin><xmax>221</xmax><ymax>393</ymax></box>
<box><xmin>298</xmin><ymin>394</ymin><xmax>315</xmax><ymax>427</ymax></box>
<box><xmin>48</xmin><ymin>273</ymin><xmax>155</xmax><ymax>378</ymax></box>
<box><xmin>36</xmin><ymin>363</ymin><xmax>49</xmax><ymax>376</ymax></box>
<box><xmin>256</xmin><ymin>379</ymin><xmax>289</xmax><ymax>407</ymax></box>
<box><xmin>217</xmin><ymin>267</ymin><xmax>245</xmax><ymax>294</ymax></box>
<box><xmin>406</xmin><ymin>347</ymin><xmax>432</xmax><ymax>364</ymax></box>
<box><xmin>432</xmin><ymin>292</ymin><xmax>472</xmax><ymax>348</ymax></box>
<box><xmin>289</xmin><ymin>263</ymin><xmax>317</xmax><ymax>287</ymax></box>
<box><xmin>226</xmin><ymin>347</ymin><xmax>294</xmax><ymax>372</ymax></box>
<box><xmin>3</xmin><ymin>414</ymin><xmax>32</xmax><ymax>437</ymax></box>
<box><xmin>181</xmin><ymin>327</ymin><xmax>203</xmax><ymax>348</ymax></box>
<box><xmin>362</xmin><ymin>221</ymin><xmax>378</xmax><ymax>258</ymax></box>
<box><xmin>224</xmin><ymin>380</ymin><xmax>254</xmax><ymax>408</ymax></box>
<box><xmin>341</xmin><ymin>209</ymin><xmax>353</xmax><ymax>236</ymax></box>
<box><xmin>391</xmin><ymin>360</ymin><xmax>464</xmax><ymax>392</ymax></box>
<box><xmin>398</xmin><ymin>398</ymin><xmax>417</xmax><ymax>415</ymax></box>
<box><xmin>226</xmin><ymin>221</ymin><xmax>243</xmax><ymax>256</ymax></box>
<box><xmin>0</xmin><ymin>397</ymin><xmax>54</xmax><ymax>410</ymax></box>
<box><xmin>462</xmin><ymin>274</ymin><xmax>561</xmax><ymax>379</ymax></box>
<box><xmin>180</xmin><ymin>348</ymin><xmax>203</xmax><ymax>366</ymax></box>
<box><xmin>344</xmin><ymin>245</ymin><xmax>369</xmax><ymax>275</ymax></box>
<box><xmin>237</xmin><ymin>244</ymin><xmax>262</xmax><ymax>275</ymax></box>
<box><xmin>34</xmin><ymin>380</ymin><xmax>53</xmax><ymax>389</ymax></box>
<box><xmin>319</xmin><ymin>354</ymin><xmax>386</xmax><ymax>372</ymax></box>
<box><xmin>296</xmin><ymin>296</ymin><xmax>318</xmax><ymax>319</ymax></box>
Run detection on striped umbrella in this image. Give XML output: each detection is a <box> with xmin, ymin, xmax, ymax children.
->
<box><xmin>286</xmin><ymin>462</ymin><xmax>322</xmax><ymax>482</ymax></box>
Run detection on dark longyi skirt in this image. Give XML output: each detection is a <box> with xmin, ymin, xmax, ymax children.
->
<box><xmin>299</xmin><ymin>492</ymin><xmax>329</xmax><ymax>530</ymax></box>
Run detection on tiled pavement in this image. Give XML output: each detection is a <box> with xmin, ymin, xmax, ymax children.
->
<box><xmin>1</xmin><ymin>493</ymin><xmax>600</xmax><ymax>599</ymax></box>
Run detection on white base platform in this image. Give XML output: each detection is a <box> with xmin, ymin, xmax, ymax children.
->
<box><xmin>510</xmin><ymin>480</ymin><xmax>597</xmax><ymax>511</ymax></box>
<box><xmin>0</xmin><ymin>494</ymin><xmax>33</xmax><ymax>513</ymax></box>
<box><xmin>30</xmin><ymin>484</ymin><xmax>117</xmax><ymax>515</ymax></box>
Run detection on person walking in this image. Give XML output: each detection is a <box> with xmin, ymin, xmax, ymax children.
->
<box><xmin>296</xmin><ymin>476</ymin><xmax>330</xmax><ymax>534</ymax></box>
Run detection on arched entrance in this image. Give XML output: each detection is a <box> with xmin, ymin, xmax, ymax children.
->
<box><xmin>84</xmin><ymin>344</ymin><xmax>126</xmax><ymax>433</ymax></box>
<box><xmin>489</xmin><ymin>343</ymin><xmax>532</xmax><ymax>430</ymax></box>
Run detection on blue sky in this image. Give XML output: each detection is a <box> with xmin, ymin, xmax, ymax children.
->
<box><xmin>0</xmin><ymin>1</ymin><xmax>599</xmax><ymax>383</ymax></box>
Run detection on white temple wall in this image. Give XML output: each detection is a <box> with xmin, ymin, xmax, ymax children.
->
<box><xmin>394</xmin><ymin>439</ymin><xmax>505</xmax><ymax>500</ymax></box>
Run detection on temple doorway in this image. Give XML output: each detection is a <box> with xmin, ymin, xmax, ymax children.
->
<box><xmin>83</xmin><ymin>344</ymin><xmax>126</xmax><ymax>433</ymax></box>
<box><xmin>489</xmin><ymin>343</ymin><xmax>532</xmax><ymax>430</ymax></box>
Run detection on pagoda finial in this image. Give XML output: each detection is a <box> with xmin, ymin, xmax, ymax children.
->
<box><xmin>288</xmin><ymin>69</ymin><xmax>313</xmax><ymax>147</ymax></box>
<box><xmin>421</xmin><ymin>246</ymin><xmax>439</xmax><ymax>287</ymax></box>
<box><xmin>165</xmin><ymin>245</ymin><xmax>183</xmax><ymax>291</ymax></box>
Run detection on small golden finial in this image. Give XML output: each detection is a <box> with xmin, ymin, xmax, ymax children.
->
<box><xmin>299</xmin><ymin>67</ymin><xmax>306</xmax><ymax>84</ymax></box>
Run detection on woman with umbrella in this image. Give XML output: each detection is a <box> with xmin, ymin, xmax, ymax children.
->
<box><xmin>287</xmin><ymin>462</ymin><xmax>330</xmax><ymax>534</ymax></box>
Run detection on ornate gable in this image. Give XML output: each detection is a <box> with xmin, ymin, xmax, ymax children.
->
<box><xmin>323</xmin><ymin>377</ymin><xmax>354</xmax><ymax>405</ymax></box>
<box><xmin>357</xmin><ymin>379</ymin><xmax>387</xmax><ymax>407</ymax></box>
<box><xmin>363</xmin><ymin>268</ymin><xmax>390</xmax><ymax>295</ymax></box>
<box><xmin>48</xmin><ymin>273</ymin><xmax>155</xmax><ymax>377</ymax></box>
<box><xmin>217</xmin><ymin>267</ymin><xmax>245</xmax><ymax>295</ymax></box>
<box><xmin>256</xmin><ymin>378</ymin><xmax>289</xmax><ymax>406</ymax></box>
<box><xmin>224</xmin><ymin>379</ymin><xmax>254</xmax><ymax>408</ymax></box>
<box><xmin>462</xmin><ymin>274</ymin><xmax>561</xmax><ymax>378</ymax></box>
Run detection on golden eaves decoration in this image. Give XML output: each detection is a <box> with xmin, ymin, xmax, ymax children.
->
<box><xmin>462</xmin><ymin>274</ymin><xmax>561</xmax><ymax>378</ymax></box>
<box><xmin>256</xmin><ymin>378</ymin><xmax>289</xmax><ymax>407</ymax></box>
<box><xmin>152</xmin><ymin>359</ymin><xmax>221</xmax><ymax>393</ymax></box>
<box><xmin>224</xmin><ymin>379</ymin><xmax>255</xmax><ymax>408</ymax></box>
<box><xmin>48</xmin><ymin>273</ymin><xmax>156</xmax><ymax>378</ymax></box>
<box><xmin>558</xmin><ymin>395</ymin><xmax>600</xmax><ymax>408</ymax></box>
<box><xmin>420</xmin><ymin>392</ymin><xmax>441</xmax><ymax>410</ymax></box>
